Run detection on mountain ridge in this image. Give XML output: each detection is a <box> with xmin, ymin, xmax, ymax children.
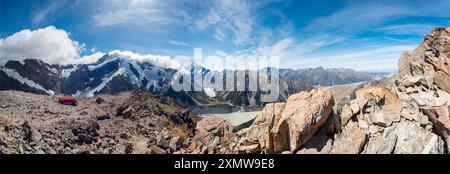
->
<box><xmin>0</xmin><ymin>56</ymin><xmax>383</xmax><ymax>108</ymax></box>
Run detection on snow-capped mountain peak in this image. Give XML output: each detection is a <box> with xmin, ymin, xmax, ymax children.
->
<box><xmin>0</xmin><ymin>55</ymin><xmax>176</xmax><ymax>98</ymax></box>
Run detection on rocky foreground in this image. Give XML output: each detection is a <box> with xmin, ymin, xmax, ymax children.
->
<box><xmin>208</xmin><ymin>27</ymin><xmax>450</xmax><ymax>154</ymax></box>
<box><xmin>0</xmin><ymin>89</ymin><xmax>202</xmax><ymax>154</ymax></box>
<box><xmin>0</xmin><ymin>27</ymin><xmax>449</xmax><ymax>154</ymax></box>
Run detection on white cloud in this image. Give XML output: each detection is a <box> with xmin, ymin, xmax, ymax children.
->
<box><xmin>108</xmin><ymin>50</ymin><xmax>181</xmax><ymax>69</ymax></box>
<box><xmin>190</xmin><ymin>0</ymin><xmax>254</xmax><ymax>46</ymax></box>
<box><xmin>170</xmin><ymin>40</ymin><xmax>189</xmax><ymax>46</ymax></box>
<box><xmin>31</xmin><ymin>1</ymin><xmax>66</xmax><ymax>25</ymax></box>
<box><xmin>93</xmin><ymin>0</ymin><xmax>180</xmax><ymax>27</ymax></box>
<box><xmin>215</xmin><ymin>34</ymin><xmax>345</xmax><ymax>64</ymax></box>
<box><xmin>0</xmin><ymin>26</ymin><xmax>180</xmax><ymax>69</ymax></box>
<box><xmin>375</xmin><ymin>24</ymin><xmax>438</xmax><ymax>36</ymax></box>
<box><xmin>255</xmin><ymin>38</ymin><xmax>295</xmax><ymax>58</ymax></box>
<box><xmin>72</xmin><ymin>52</ymin><xmax>105</xmax><ymax>64</ymax></box>
<box><xmin>302</xmin><ymin>0</ymin><xmax>449</xmax><ymax>36</ymax></box>
<box><xmin>93</xmin><ymin>0</ymin><xmax>261</xmax><ymax>46</ymax></box>
<box><xmin>32</xmin><ymin>7</ymin><xmax>52</xmax><ymax>25</ymax></box>
<box><xmin>196</xmin><ymin>38</ymin><xmax>295</xmax><ymax>70</ymax></box>
<box><xmin>0</xmin><ymin>26</ymin><xmax>83</xmax><ymax>64</ymax></box>
<box><xmin>290</xmin><ymin>35</ymin><xmax>346</xmax><ymax>57</ymax></box>
<box><xmin>383</xmin><ymin>36</ymin><xmax>413</xmax><ymax>44</ymax></box>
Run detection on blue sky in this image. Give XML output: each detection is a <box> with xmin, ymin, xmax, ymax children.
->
<box><xmin>1</xmin><ymin>0</ymin><xmax>450</xmax><ymax>72</ymax></box>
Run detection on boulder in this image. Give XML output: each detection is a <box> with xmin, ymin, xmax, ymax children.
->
<box><xmin>297</xmin><ymin>130</ymin><xmax>333</xmax><ymax>154</ymax></box>
<box><xmin>244</xmin><ymin>124</ymin><xmax>272</xmax><ymax>153</ymax></box>
<box><xmin>195</xmin><ymin>116</ymin><xmax>233</xmax><ymax>145</ymax></box>
<box><xmin>196</xmin><ymin>116</ymin><xmax>233</xmax><ymax>137</ymax></box>
<box><xmin>96</xmin><ymin>115</ymin><xmax>111</xmax><ymax>121</ymax></box>
<box><xmin>272</xmin><ymin>88</ymin><xmax>334</xmax><ymax>152</ymax></box>
<box><xmin>350</xmin><ymin>99</ymin><xmax>360</xmax><ymax>115</ymax></box>
<box><xmin>95</xmin><ymin>97</ymin><xmax>105</xmax><ymax>104</ymax></box>
<box><xmin>226</xmin><ymin>89</ymin><xmax>334</xmax><ymax>154</ymax></box>
<box><xmin>340</xmin><ymin>104</ymin><xmax>354</xmax><ymax>126</ymax></box>
<box><xmin>156</xmin><ymin>134</ymin><xmax>168</xmax><ymax>148</ymax></box>
<box><xmin>402</xmin><ymin>75</ymin><xmax>427</xmax><ymax>87</ymax></box>
<box><xmin>410</xmin><ymin>90</ymin><xmax>448</xmax><ymax>107</ymax></box>
<box><xmin>169</xmin><ymin>136</ymin><xmax>181</xmax><ymax>151</ymax></box>
<box><xmin>187</xmin><ymin>142</ymin><xmax>197</xmax><ymax>153</ymax></box>
<box><xmin>363</xmin><ymin>127</ymin><xmax>397</xmax><ymax>154</ymax></box>
<box><xmin>149</xmin><ymin>145</ymin><xmax>167</xmax><ymax>154</ymax></box>
<box><xmin>239</xmin><ymin>144</ymin><xmax>260</xmax><ymax>154</ymax></box>
<box><xmin>126</xmin><ymin>140</ymin><xmax>150</xmax><ymax>154</ymax></box>
<box><xmin>394</xmin><ymin>121</ymin><xmax>444</xmax><ymax>154</ymax></box>
<box><xmin>72</xmin><ymin>121</ymin><xmax>100</xmax><ymax>145</ymax></box>
<box><xmin>401</xmin><ymin>101</ymin><xmax>420</xmax><ymax>121</ymax></box>
<box><xmin>421</xmin><ymin>106</ymin><xmax>450</xmax><ymax>139</ymax></box>
<box><xmin>434</xmin><ymin>71</ymin><xmax>450</xmax><ymax>94</ymax></box>
<box><xmin>117</xmin><ymin>106</ymin><xmax>134</xmax><ymax>118</ymax></box>
<box><xmin>245</xmin><ymin>102</ymin><xmax>285</xmax><ymax>153</ymax></box>
<box><xmin>368</xmin><ymin>102</ymin><xmax>393</xmax><ymax>127</ymax></box>
<box><xmin>330</xmin><ymin>124</ymin><xmax>367</xmax><ymax>154</ymax></box>
<box><xmin>29</xmin><ymin>130</ymin><xmax>42</xmax><ymax>142</ymax></box>
<box><xmin>355</xmin><ymin>86</ymin><xmax>402</xmax><ymax>126</ymax></box>
<box><xmin>119</xmin><ymin>132</ymin><xmax>130</xmax><ymax>140</ymax></box>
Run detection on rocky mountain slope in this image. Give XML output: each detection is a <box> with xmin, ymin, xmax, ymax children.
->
<box><xmin>0</xmin><ymin>56</ymin><xmax>173</xmax><ymax>96</ymax></box>
<box><xmin>214</xmin><ymin>72</ymin><xmax>314</xmax><ymax>107</ymax></box>
<box><xmin>210</xmin><ymin>27</ymin><xmax>450</xmax><ymax>154</ymax></box>
<box><xmin>0</xmin><ymin>55</ymin><xmax>217</xmax><ymax>108</ymax></box>
<box><xmin>0</xmin><ymin>89</ymin><xmax>202</xmax><ymax>154</ymax></box>
<box><xmin>279</xmin><ymin>67</ymin><xmax>385</xmax><ymax>86</ymax></box>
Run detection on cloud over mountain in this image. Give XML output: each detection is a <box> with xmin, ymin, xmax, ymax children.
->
<box><xmin>0</xmin><ymin>26</ymin><xmax>83</xmax><ymax>64</ymax></box>
<box><xmin>0</xmin><ymin>26</ymin><xmax>180</xmax><ymax>69</ymax></box>
<box><xmin>108</xmin><ymin>50</ymin><xmax>181</xmax><ymax>69</ymax></box>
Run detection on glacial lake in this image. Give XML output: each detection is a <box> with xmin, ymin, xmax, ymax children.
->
<box><xmin>200</xmin><ymin>111</ymin><xmax>260</xmax><ymax>126</ymax></box>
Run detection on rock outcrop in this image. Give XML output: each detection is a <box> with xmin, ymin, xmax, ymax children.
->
<box><xmin>226</xmin><ymin>88</ymin><xmax>334</xmax><ymax>154</ymax></box>
<box><xmin>334</xmin><ymin>27</ymin><xmax>450</xmax><ymax>154</ymax></box>
<box><xmin>273</xmin><ymin>88</ymin><xmax>334</xmax><ymax>152</ymax></box>
<box><xmin>193</xmin><ymin>116</ymin><xmax>234</xmax><ymax>154</ymax></box>
<box><xmin>331</xmin><ymin>27</ymin><xmax>450</xmax><ymax>154</ymax></box>
<box><xmin>224</xmin><ymin>27</ymin><xmax>450</xmax><ymax>154</ymax></box>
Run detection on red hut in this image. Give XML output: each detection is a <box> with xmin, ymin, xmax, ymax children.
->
<box><xmin>58</xmin><ymin>96</ymin><xmax>77</xmax><ymax>106</ymax></box>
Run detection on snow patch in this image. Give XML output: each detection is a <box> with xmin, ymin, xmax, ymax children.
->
<box><xmin>61</xmin><ymin>65</ymin><xmax>78</xmax><ymax>78</ymax></box>
<box><xmin>47</xmin><ymin>66</ymin><xmax>58</xmax><ymax>74</ymax></box>
<box><xmin>204</xmin><ymin>88</ymin><xmax>216</xmax><ymax>98</ymax></box>
<box><xmin>120</xmin><ymin>61</ymin><xmax>142</xmax><ymax>86</ymax></box>
<box><xmin>86</xmin><ymin>68</ymin><xmax>126</xmax><ymax>98</ymax></box>
<box><xmin>88</xmin><ymin>57</ymin><xmax>119</xmax><ymax>71</ymax></box>
<box><xmin>1</xmin><ymin>68</ymin><xmax>55</xmax><ymax>95</ymax></box>
<box><xmin>248</xmin><ymin>92</ymin><xmax>256</xmax><ymax>106</ymax></box>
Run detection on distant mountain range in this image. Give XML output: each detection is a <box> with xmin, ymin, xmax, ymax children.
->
<box><xmin>0</xmin><ymin>55</ymin><xmax>387</xmax><ymax>108</ymax></box>
<box><xmin>279</xmin><ymin>67</ymin><xmax>388</xmax><ymax>86</ymax></box>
